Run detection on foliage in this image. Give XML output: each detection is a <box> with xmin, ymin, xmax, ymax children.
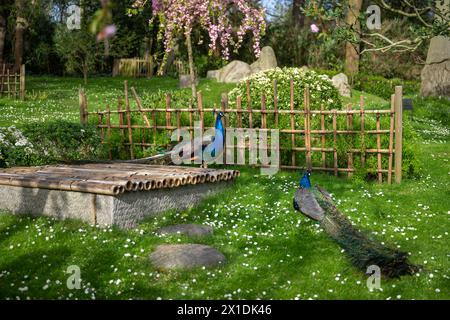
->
<box><xmin>229</xmin><ymin>67</ymin><xmax>343</xmax><ymax>112</ymax></box>
<box><xmin>354</xmin><ymin>74</ymin><xmax>420</xmax><ymax>100</ymax></box>
<box><xmin>0</xmin><ymin>121</ymin><xmax>105</xmax><ymax>168</ymax></box>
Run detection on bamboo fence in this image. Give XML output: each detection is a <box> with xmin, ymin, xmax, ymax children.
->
<box><xmin>80</xmin><ymin>81</ymin><xmax>404</xmax><ymax>184</ymax></box>
<box><xmin>112</xmin><ymin>58</ymin><xmax>153</xmax><ymax>78</ymax></box>
<box><xmin>0</xmin><ymin>64</ymin><xmax>25</xmax><ymax>100</ymax></box>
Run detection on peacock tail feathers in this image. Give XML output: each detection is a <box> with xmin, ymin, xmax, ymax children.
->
<box><xmin>293</xmin><ymin>184</ymin><xmax>419</xmax><ymax>278</ymax></box>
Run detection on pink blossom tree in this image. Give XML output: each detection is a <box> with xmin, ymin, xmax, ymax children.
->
<box><xmin>132</xmin><ymin>0</ymin><xmax>266</xmax><ymax>97</ymax></box>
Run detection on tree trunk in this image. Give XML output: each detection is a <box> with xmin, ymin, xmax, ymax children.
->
<box><xmin>0</xmin><ymin>14</ymin><xmax>6</xmax><ymax>63</ymax></box>
<box><xmin>14</xmin><ymin>0</ymin><xmax>26</xmax><ymax>71</ymax></box>
<box><xmin>185</xmin><ymin>32</ymin><xmax>196</xmax><ymax>98</ymax></box>
<box><xmin>83</xmin><ymin>61</ymin><xmax>88</xmax><ymax>85</ymax></box>
<box><xmin>344</xmin><ymin>0</ymin><xmax>363</xmax><ymax>78</ymax></box>
<box><xmin>292</xmin><ymin>0</ymin><xmax>305</xmax><ymax>29</ymax></box>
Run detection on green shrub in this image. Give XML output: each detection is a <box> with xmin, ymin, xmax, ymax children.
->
<box><xmin>225</xmin><ymin>68</ymin><xmax>421</xmax><ymax>180</ymax></box>
<box><xmin>354</xmin><ymin>74</ymin><xmax>420</xmax><ymax>100</ymax></box>
<box><xmin>0</xmin><ymin>121</ymin><xmax>106</xmax><ymax>168</ymax></box>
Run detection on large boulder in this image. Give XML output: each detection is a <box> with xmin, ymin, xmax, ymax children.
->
<box><xmin>217</xmin><ymin>60</ymin><xmax>252</xmax><ymax>83</ymax></box>
<box><xmin>179</xmin><ymin>74</ymin><xmax>199</xmax><ymax>89</ymax></box>
<box><xmin>331</xmin><ymin>73</ymin><xmax>352</xmax><ymax>97</ymax></box>
<box><xmin>206</xmin><ymin>70</ymin><xmax>219</xmax><ymax>80</ymax></box>
<box><xmin>421</xmin><ymin>36</ymin><xmax>450</xmax><ymax>97</ymax></box>
<box><xmin>250</xmin><ymin>46</ymin><xmax>277</xmax><ymax>74</ymax></box>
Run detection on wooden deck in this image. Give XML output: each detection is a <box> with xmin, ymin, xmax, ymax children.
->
<box><xmin>0</xmin><ymin>164</ymin><xmax>240</xmax><ymax>196</ymax></box>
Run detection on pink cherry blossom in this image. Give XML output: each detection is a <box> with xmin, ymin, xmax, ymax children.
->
<box><xmin>310</xmin><ymin>24</ymin><xmax>320</xmax><ymax>33</ymax></box>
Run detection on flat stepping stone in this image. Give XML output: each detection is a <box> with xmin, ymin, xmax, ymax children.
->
<box><xmin>155</xmin><ymin>224</ymin><xmax>213</xmax><ymax>237</ymax></box>
<box><xmin>149</xmin><ymin>244</ymin><xmax>226</xmax><ymax>270</ymax></box>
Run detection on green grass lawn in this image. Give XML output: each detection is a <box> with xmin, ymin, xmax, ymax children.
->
<box><xmin>0</xmin><ymin>76</ymin><xmax>235</xmax><ymax>128</ymax></box>
<box><xmin>0</xmin><ymin>76</ymin><xmax>449</xmax><ymax>300</ymax></box>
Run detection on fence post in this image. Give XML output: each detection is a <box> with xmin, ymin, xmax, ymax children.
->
<box><xmin>304</xmin><ymin>87</ymin><xmax>312</xmax><ymax>170</ymax></box>
<box><xmin>394</xmin><ymin>86</ymin><xmax>403</xmax><ymax>183</ymax></box>
<box><xmin>79</xmin><ymin>88</ymin><xmax>87</xmax><ymax>124</ymax></box>
<box><xmin>20</xmin><ymin>64</ymin><xmax>25</xmax><ymax>100</ymax></box>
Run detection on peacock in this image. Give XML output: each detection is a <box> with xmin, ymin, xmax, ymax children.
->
<box><xmin>126</xmin><ymin>111</ymin><xmax>225</xmax><ymax>166</ymax></box>
<box><xmin>293</xmin><ymin>170</ymin><xmax>418</xmax><ymax>278</ymax></box>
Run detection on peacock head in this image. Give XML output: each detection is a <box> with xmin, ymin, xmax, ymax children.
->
<box><xmin>300</xmin><ymin>169</ymin><xmax>312</xmax><ymax>188</ymax></box>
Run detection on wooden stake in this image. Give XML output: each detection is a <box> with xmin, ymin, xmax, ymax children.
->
<box><xmin>197</xmin><ymin>91</ymin><xmax>204</xmax><ymax>131</ymax></box>
<box><xmin>394</xmin><ymin>86</ymin><xmax>403</xmax><ymax>183</ymax></box>
<box><xmin>360</xmin><ymin>95</ymin><xmax>365</xmax><ymax>166</ymax></box>
<box><xmin>387</xmin><ymin>94</ymin><xmax>395</xmax><ymax>184</ymax></box>
<box><xmin>106</xmin><ymin>105</ymin><xmax>112</xmax><ymax>160</ymax></box>
<box><xmin>246</xmin><ymin>80</ymin><xmax>253</xmax><ymax>128</ymax></box>
<box><xmin>273</xmin><ymin>79</ymin><xmax>279</xmax><ymax>128</ymax></box>
<box><xmin>320</xmin><ymin>104</ymin><xmax>326</xmax><ymax>167</ymax></box>
<box><xmin>236</xmin><ymin>96</ymin><xmax>243</xmax><ymax>128</ymax></box>
<box><xmin>124</xmin><ymin>81</ymin><xmax>134</xmax><ymax>159</ymax></box>
<box><xmin>347</xmin><ymin>103</ymin><xmax>353</xmax><ymax>178</ymax></box>
<box><xmin>261</xmin><ymin>94</ymin><xmax>267</xmax><ymax>129</ymax></box>
<box><xmin>290</xmin><ymin>79</ymin><xmax>296</xmax><ymax>167</ymax></box>
<box><xmin>304</xmin><ymin>87</ymin><xmax>311</xmax><ymax>170</ymax></box>
<box><xmin>20</xmin><ymin>64</ymin><xmax>25</xmax><ymax>100</ymax></box>
<box><xmin>333</xmin><ymin>109</ymin><xmax>338</xmax><ymax>176</ymax></box>
<box><xmin>376</xmin><ymin>113</ymin><xmax>382</xmax><ymax>183</ymax></box>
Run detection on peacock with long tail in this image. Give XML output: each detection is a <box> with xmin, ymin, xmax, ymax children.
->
<box><xmin>293</xmin><ymin>170</ymin><xmax>418</xmax><ymax>278</ymax></box>
<box><xmin>121</xmin><ymin>111</ymin><xmax>225</xmax><ymax>166</ymax></box>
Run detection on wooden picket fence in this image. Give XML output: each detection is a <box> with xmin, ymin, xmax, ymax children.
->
<box><xmin>112</xmin><ymin>58</ymin><xmax>153</xmax><ymax>78</ymax></box>
<box><xmin>80</xmin><ymin>80</ymin><xmax>404</xmax><ymax>184</ymax></box>
<box><xmin>0</xmin><ymin>64</ymin><xmax>25</xmax><ymax>100</ymax></box>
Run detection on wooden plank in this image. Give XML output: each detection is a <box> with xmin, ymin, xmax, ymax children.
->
<box><xmin>387</xmin><ymin>94</ymin><xmax>395</xmax><ymax>184</ymax></box>
<box><xmin>394</xmin><ymin>86</ymin><xmax>403</xmax><ymax>183</ymax></box>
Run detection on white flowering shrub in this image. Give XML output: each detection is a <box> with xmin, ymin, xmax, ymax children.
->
<box><xmin>229</xmin><ymin>67</ymin><xmax>342</xmax><ymax>112</ymax></box>
<box><xmin>0</xmin><ymin>126</ymin><xmax>36</xmax><ymax>167</ymax></box>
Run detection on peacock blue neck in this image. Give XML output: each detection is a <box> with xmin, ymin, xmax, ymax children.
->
<box><xmin>300</xmin><ymin>172</ymin><xmax>311</xmax><ymax>188</ymax></box>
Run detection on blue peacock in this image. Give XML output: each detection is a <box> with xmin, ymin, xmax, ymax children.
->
<box><xmin>293</xmin><ymin>170</ymin><xmax>418</xmax><ymax>278</ymax></box>
<box><xmin>127</xmin><ymin>111</ymin><xmax>225</xmax><ymax>165</ymax></box>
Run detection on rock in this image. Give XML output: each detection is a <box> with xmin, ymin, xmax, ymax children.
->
<box><xmin>156</xmin><ymin>224</ymin><xmax>213</xmax><ymax>237</ymax></box>
<box><xmin>149</xmin><ymin>244</ymin><xmax>226</xmax><ymax>270</ymax></box>
<box><xmin>250</xmin><ymin>46</ymin><xmax>277</xmax><ymax>74</ymax></box>
<box><xmin>300</xmin><ymin>65</ymin><xmax>309</xmax><ymax>72</ymax></box>
<box><xmin>331</xmin><ymin>73</ymin><xmax>352</xmax><ymax>97</ymax></box>
<box><xmin>206</xmin><ymin>70</ymin><xmax>219</xmax><ymax>80</ymax></box>
<box><xmin>421</xmin><ymin>36</ymin><xmax>450</xmax><ymax>97</ymax></box>
<box><xmin>217</xmin><ymin>60</ymin><xmax>252</xmax><ymax>83</ymax></box>
<box><xmin>179</xmin><ymin>74</ymin><xmax>199</xmax><ymax>89</ymax></box>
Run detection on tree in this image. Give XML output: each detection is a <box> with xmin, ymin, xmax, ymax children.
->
<box><xmin>14</xmin><ymin>0</ymin><xmax>27</xmax><ymax>70</ymax></box>
<box><xmin>131</xmin><ymin>0</ymin><xmax>266</xmax><ymax>98</ymax></box>
<box><xmin>344</xmin><ymin>0</ymin><xmax>363</xmax><ymax>77</ymax></box>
